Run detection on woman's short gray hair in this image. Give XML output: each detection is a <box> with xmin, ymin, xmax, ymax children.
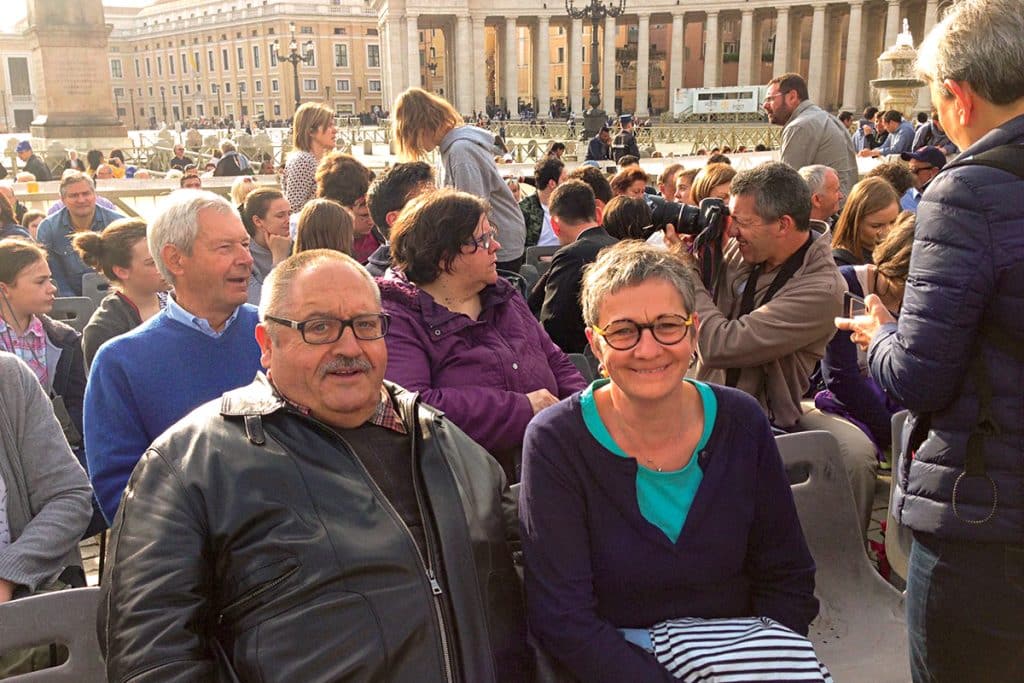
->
<box><xmin>580</xmin><ymin>241</ymin><xmax>697</xmax><ymax>328</ymax></box>
<box><xmin>148</xmin><ymin>190</ymin><xmax>236</xmax><ymax>285</ymax></box>
<box><xmin>916</xmin><ymin>0</ymin><xmax>1024</xmax><ymax>105</ymax></box>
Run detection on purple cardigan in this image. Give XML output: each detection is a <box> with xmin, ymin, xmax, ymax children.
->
<box><xmin>378</xmin><ymin>275</ymin><xmax>585</xmax><ymax>454</ymax></box>
<box><xmin>520</xmin><ymin>385</ymin><xmax>818</xmax><ymax>683</ymax></box>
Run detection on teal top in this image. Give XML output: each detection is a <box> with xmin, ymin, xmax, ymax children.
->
<box><xmin>580</xmin><ymin>378</ymin><xmax>717</xmax><ymax>543</ymax></box>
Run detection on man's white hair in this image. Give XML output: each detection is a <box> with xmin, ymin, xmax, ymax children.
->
<box><xmin>148</xmin><ymin>189</ymin><xmax>237</xmax><ymax>285</ymax></box>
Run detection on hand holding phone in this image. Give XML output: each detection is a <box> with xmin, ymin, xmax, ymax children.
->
<box><xmin>844</xmin><ymin>292</ymin><xmax>867</xmax><ymax>320</ymax></box>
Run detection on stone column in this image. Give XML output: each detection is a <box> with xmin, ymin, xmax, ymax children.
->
<box><xmin>388</xmin><ymin>15</ymin><xmax>407</xmax><ymax>97</ymax></box>
<box><xmin>407</xmin><ymin>14</ymin><xmax>420</xmax><ymax>91</ymax></box>
<box><xmin>884</xmin><ymin>0</ymin><xmax>901</xmax><ymax>49</ymax></box>
<box><xmin>635</xmin><ymin>13</ymin><xmax>650</xmax><ymax>116</ymax></box>
<box><xmin>472</xmin><ymin>16</ymin><xmax>487</xmax><ymax>114</ymax></box>
<box><xmin>535</xmin><ymin>16</ymin><xmax>551</xmax><ymax>118</ymax></box>
<box><xmin>669</xmin><ymin>13</ymin><xmax>684</xmax><ymax>96</ymax></box>
<box><xmin>841</xmin><ymin>1</ymin><xmax>865</xmax><ymax>111</ymax></box>
<box><xmin>455</xmin><ymin>15</ymin><xmax>473</xmax><ymax>114</ymax></box>
<box><xmin>737</xmin><ymin>9</ymin><xmax>755</xmax><ymax>86</ymax></box>
<box><xmin>603</xmin><ymin>14</ymin><xmax>616</xmax><ymax>114</ymax></box>
<box><xmin>379</xmin><ymin>19</ymin><xmax>392</xmax><ymax>105</ymax></box>
<box><xmin>806</xmin><ymin>4</ymin><xmax>827</xmax><ymax>103</ymax></box>
<box><xmin>772</xmin><ymin>7</ymin><xmax>790</xmax><ymax>76</ymax></box>
<box><xmin>703</xmin><ymin>10</ymin><xmax>719</xmax><ymax>87</ymax></box>
<box><xmin>915</xmin><ymin>0</ymin><xmax>941</xmax><ymax>111</ymax></box>
<box><xmin>504</xmin><ymin>18</ymin><xmax>517</xmax><ymax>114</ymax></box>
<box><xmin>569</xmin><ymin>17</ymin><xmax>583</xmax><ymax>115</ymax></box>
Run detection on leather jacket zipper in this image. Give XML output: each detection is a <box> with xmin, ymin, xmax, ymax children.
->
<box><xmin>217</xmin><ymin>565</ymin><xmax>299</xmax><ymax>625</ymax></box>
<box><xmin>301</xmin><ymin>415</ymin><xmax>456</xmax><ymax>683</ymax></box>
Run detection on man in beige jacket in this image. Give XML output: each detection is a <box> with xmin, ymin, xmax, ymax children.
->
<box><xmin>686</xmin><ymin>162</ymin><xmax>877</xmax><ymax>537</ymax></box>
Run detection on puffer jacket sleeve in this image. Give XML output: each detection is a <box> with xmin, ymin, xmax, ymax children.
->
<box><xmin>868</xmin><ymin>169</ymin><xmax>996</xmax><ymax>411</ymax></box>
<box><xmin>99</xmin><ymin>447</ymin><xmax>217</xmax><ymax>682</ymax></box>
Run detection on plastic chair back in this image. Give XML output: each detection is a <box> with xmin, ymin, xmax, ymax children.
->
<box><xmin>776</xmin><ymin>431</ymin><xmax>909</xmax><ymax>682</ymax></box>
<box><xmin>886</xmin><ymin>411</ymin><xmax>913</xmax><ymax>581</ymax></box>
<box><xmin>526</xmin><ymin>246</ymin><xmax>559</xmax><ymax>275</ymax></box>
<box><xmin>80</xmin><ymin>273</ymin><xmax>110</xmax><ymax>309</ymax></box>
<box><xmin>49</xmin><ymin>297</ymin><xmax>95</xmax><ymax>333</ymax></box>
<box><xmin>566</xmin><ymin>353</ymin><xmax>593</xmax><ymax>383</ymax></box>
<box><xmin>0</xmin><ymin>587</ymin><xmax>105</xmax><ymax>681</ymax></box>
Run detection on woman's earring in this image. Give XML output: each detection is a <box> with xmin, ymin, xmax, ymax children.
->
<box><xmin>598</xmin><ymin>363</ymin><xmax>608</xmax><ymax>378</ymax></box>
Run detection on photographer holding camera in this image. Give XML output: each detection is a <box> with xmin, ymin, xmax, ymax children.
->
<box><xmin>668</xmin><ymin>163</ymin><xmax>878</xmax><ymax>535</ymax></box>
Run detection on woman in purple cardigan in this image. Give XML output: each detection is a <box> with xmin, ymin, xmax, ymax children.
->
<box><xmin>378</xmin><ymin>189</ymin><xmax>585</xmax><ymax>480</ymax></box>
<box><xmin>520</xmin><ymin>242</ymin><xmax>819</xmax><ymax>682</ymax></box>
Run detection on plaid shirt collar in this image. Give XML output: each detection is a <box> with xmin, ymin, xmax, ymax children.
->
<box><xmin>268</xmin><ymin>375</ymin><xmax>406</xmax><ymax>435</ymax></box>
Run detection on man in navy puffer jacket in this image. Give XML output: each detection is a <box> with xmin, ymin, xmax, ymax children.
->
<box><xmin>840</xmin><ymin>1</ymin><xmax>1024</xmax><ymax>681</ymax></box>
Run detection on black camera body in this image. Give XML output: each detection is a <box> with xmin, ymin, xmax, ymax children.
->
<box><xmin>642</xmin><ymin>195</ymin><xmax>730</xmax><ymax>238</ymax></box>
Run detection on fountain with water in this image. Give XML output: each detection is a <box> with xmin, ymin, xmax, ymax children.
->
<box><xmin>870</xmin><ymin>19</ymin><xmax>926</xmax><ymax>118</ymax></box>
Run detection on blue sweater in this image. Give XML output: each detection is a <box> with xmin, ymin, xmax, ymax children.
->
<box><xmin>520</xmin><ymin>385</ymin><xmax>818</xmax><ymax>683</ymax></box>
<box><xmin>84</xmin><ymin>306</ymin><xmax>262</xmax><ymax>521</ymax></box>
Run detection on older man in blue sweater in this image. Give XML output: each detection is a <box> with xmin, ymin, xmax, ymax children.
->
<box><xmin>84</xmin><ymin>191</ymin><xmax>262</xmax><ymax>522</ymax></box>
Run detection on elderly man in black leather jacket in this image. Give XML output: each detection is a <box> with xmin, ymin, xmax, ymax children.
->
<box><xmin>98</xmin><ymin>249</ymin><xmax>529</xmax><ymax>682</ymax></box>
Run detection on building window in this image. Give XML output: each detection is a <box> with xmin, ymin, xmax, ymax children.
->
<box><xmin>367</xmin><ymin>28</ymin><xmax>378</xmax><ymax>36</ymax></box>
<box><xmin>110</xmin><ymin>59</ymin><xmax>123</xmax><ymax>79</ymax></box>
<box><xmin>145</xmin><ymin>57</ymin><xmax>152</xmax><ymax>77</ymax></box>
<box><xmin>334</xmin><ymin>44</ymin><xmax>348</xmax><ymax>68</ymax></box>
<box><xmin>171</xmin><ymin>85</ymin><xmax>177</xmax><ymax>95</ymax></box>
<box><xmin>181</xmin><ymin>53</ymin><xmax>188</xmax><ymax>74</ymax></box>
<box><xmin>184</xmin><ymin>84</ymin><xmax>190</xmax><ymax>94</ymax></box>
<box><xmin>208</xmin><ymin>50</ymin><xmax>215</xmax><ymax>71</ymax></box>
<box><xmin>367</xmin><ymin>44</ymin><xmax>380</xmax><ymax>68</ymax></box>
<box><xmin>337</xmin><ymin>79</ymin><xmax>350</xmax><ymax>92</ymax></box>
<box><xmin>255</xmin><ymin>80</ymin><xmax>263</xmax><ymax>93</ymax></box>
<box><xmin>557</xmin><ymin>47</ymin><xmax>565</xmax><ymax>63</ymax></box>
<box><xmin>113</xmin><ymin>87</ymin><xmax>125</xmax><ymax>97</ymax></box>
<box><xmin>157</xmin><ymin>56</ymin><xmax>163</xmax><ymax>76</ymax></box>
<box><xmin>134</xmin><ymin>59</ymin><xmax>140</xmax><ymax>78</ymax></box>
<box><xmin>194</xmin><ymin>52</ymin><xmax>201</xmax><ymax>72</ymax></box>
<box><xmin>271</xmin><ymin>79</ymin><xmax>279</xmax><ymax>92</ymax></box>
<box><xmin>273</xmin><ymin>103</ymin><xmax>281</xmax><ymax>116</ymax></box>
<box><xmin>556</xmin><ymin>76</ymin><xmax>563</xmax><ymax>90</ymax></box>
<box><xmin>239</xmin><ymin>81</ymin><xmax>247</xmax><ymax>94</ymax></box>
<box><xmin>147</xmin><ymin>86</ymin><xmax>153</xmax><ymax>96</ymax></box>
<box><xmin>303</xmin><ymin>78</ymin><xmax>318</xmax><ymax>92</ymax></box>
<box><xmin>270</xmin><ymin>45</ymin><xmax>278</xmax><ymax>67</ymax></box>
<box><xmin>169</xmin><ymin>55</ymin><xmax>175</xmax><ymax>75</ymax></box>
<box><xmin>368</xmin><ymin>79</ymin><xmax>381</xmax><ymax>92</ymax></box>
<box><xmin>197</xmin><ymin>103</ymin><xmax>204</xmax><ymax>116</ymax></box>
<box><xmin>333</xmin><ymin>27</ymin><xmax>347</xmax><ymax>35</ymax></box>
<box><xmin>300</xmin><ymin>26</ymin><xmax>313</xmax><ymax>34</ymax></box>
<box><xmin>252</xmin><ymin>45</ymin><xmax>261</xmax><ymax>69</ymax></box>
<box><xmin>237</xmin><ymin>47</ymin><xmax>245</xmax><ymax>69</ymax></box>
<box><xmin>221</xmin><ymin>49</ymin><xmax>229</xmax><ymax>70</ymax></box>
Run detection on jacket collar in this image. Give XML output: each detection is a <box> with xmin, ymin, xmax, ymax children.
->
<box><xmin>379</xmin><ymin>272</ymin><xmax>516</xmax><ymax>337</ymax></box>
<box><xmin>219</xmin><ymin>372</ymin><xmax>431</xmax><ymax>432</ymax></box>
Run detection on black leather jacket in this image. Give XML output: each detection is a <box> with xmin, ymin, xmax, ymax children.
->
<box><xmin>99</xmin><ymin>375</ymin><xmax>529</xmax><ymax>682</ymax></box>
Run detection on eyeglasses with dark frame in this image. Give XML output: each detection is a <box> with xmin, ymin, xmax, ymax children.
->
<box><xmin>909</xmin><ymin>165</ymin><xmax>935</xmax><ymax>175</ymax></box>
<box><xmin>462</xmin><ymin>228</ymin><xmax>499</xmax><ymax>253</ymax></box>
<box><xmin>591</xmin><ymin>313</ymin><xmax>695</xmax><ymax>351</ymax></box>
<box><xmin>264</xmin><ymin>313</ymin><xmax>391</xmax><ymax>345</ymax></box>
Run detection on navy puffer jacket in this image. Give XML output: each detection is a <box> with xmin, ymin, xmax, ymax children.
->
<box><xmin>868</xmin><ymin>113</ymin><xmax>1024</xmax><ymax>544</ymax></box>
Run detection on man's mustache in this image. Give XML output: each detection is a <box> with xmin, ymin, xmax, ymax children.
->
<box><xmin>319</xmin><ymin>356</ymin><xmax>372</xmax><ymax>377</ymax></box>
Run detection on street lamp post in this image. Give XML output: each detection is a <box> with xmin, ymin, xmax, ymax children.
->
<box><xmin>129</xmin><ymin>89</ymin><xmax>137</xmax><ymax>130</ymax></box>
<box><xmin>114</xmin><ymin>89</ymin><xmax>121</xmax><ymax>122</ymax></box>
<box><xmin>565</xmin><ymin>0</ymin><xmax>626</xmax><ymax>138</ymax></box>
<box><xmin>211</xmin><ymin>83</ymin><xmax>223</xmax><ymax>119</ymax></box>
<box><xmin>271</xmin><ymin>22</ymin><xmax>315</xmax><ymax>116</ymax></box>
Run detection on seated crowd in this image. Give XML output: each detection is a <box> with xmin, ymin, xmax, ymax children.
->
<box><xmin>1</xmin><ymin>2</ymin><xmax>1021</xmax><ymax>680</ymax></box>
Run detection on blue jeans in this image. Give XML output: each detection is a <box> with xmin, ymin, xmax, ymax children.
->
<box><xmin>907</xmin><ymin>532</ymin><xmax>1024</xmax><ymax>683</ymax></box>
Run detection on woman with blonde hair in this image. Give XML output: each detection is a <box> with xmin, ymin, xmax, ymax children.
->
<box><xmin>690</xmin><ymin>163</ymin><xmax>737</xmax><ymax>204</ymax></box>
<box><xmin>230</xmin><ymin>175</ymin><xmax>257</xmax><ymax>209</ymax></box>
<box><xmin>830</xmin><ymin>176</ymin><xmax>899</xmax><ymax>267</ymax></box>
<box><xmin>293</xmin><ymin>198</ymin><xmax>354</xmax><ymax>256</ymax></box>
<box><xmin>282</xmin><ymin>102</ymin><xmax>336</xmax><ymax>214</ymax></box>
<box><xmin>392</xmin><ymin>87</ymin><xmax>527</xmax><ymax>271</ymax></box>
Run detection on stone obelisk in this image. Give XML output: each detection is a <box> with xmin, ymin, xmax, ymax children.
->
<box><xmin>25</xmin><ymin>0</ymin><xmax>130</xmax><ymax>149</ymax></box>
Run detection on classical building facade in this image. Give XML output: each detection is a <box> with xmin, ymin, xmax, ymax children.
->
<box><xmin>1</xmin><ymin>0</ymin><xmax>954</xmax><ymax>133</ymax></box>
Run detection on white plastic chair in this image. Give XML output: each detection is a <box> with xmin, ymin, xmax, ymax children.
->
<box><xmin>886</xmin><ymin>411</ymin><xmax>914</xmax><ymax>582</ymax></box>
<box><xmin>776</xmin><ymin>430</ymin><xmax>909</xmax><ymax>683</ymax></box>
<box><xmin>49</xmin><ymin>297</ymin><xmax>95</xmax><ymax>333</ymax></box>
<box><xmin>0</xmin><ymin>587</ymin><xmax>105</xmax><ymax>681</ymax></box>
<box><xmin>81</xmin><ymin>272</ymin><xmax>110</xmax><ymax>309</ymax></box>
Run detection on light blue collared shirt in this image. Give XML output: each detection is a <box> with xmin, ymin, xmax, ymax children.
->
<box><xmin>164</xmin><ymin>293</ymin><xmax>242</xmax><ymax>339</ymax></box>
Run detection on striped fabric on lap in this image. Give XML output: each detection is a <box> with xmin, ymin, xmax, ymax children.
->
<box><xmin>650</xmin><ymin>617</ymin><xmax>833</xmax><ymax>682</ymax></box>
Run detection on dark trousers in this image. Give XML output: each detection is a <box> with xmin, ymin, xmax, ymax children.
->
<box><xmin>907</xmin><ymin>531</ymin><xmax>1024</xmax><ymax>683</ymax></box>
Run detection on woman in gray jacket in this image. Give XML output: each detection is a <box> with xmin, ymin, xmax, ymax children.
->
<box><xmin>0</xmin><ymin>352</ymin><xmax>93</xmax><ymax>672</ymax></box>
<box><xmin>392</xmin><ymin>88</ymin><xmax>527</xmax><ymax>271</ymax></box>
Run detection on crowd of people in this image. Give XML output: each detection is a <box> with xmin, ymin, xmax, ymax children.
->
<box><xmin>0</xmin><ymin>0</ymin><xmax>1021</xmax><ymax>680</ymax></box>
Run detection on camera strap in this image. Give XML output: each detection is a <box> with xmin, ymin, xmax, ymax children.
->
<box><xmin>725</xmin><ymin>231</ymin><xmax>815</xmax><ymax>388</ymax></box>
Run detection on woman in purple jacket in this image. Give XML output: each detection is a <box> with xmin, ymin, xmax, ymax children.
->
<box><xmin>520</xmin><ymin>242</ymin><xmax>818</xmax><ymax>682</ymax></box>
<box><xmin>378</xmin><ymin>189</ymin><xmax>585</xmax><ymax>480</ymax></box>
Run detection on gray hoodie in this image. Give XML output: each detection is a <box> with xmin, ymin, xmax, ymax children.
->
<box><xmin>438</xmin><ymin>125</ymin><xmax>526</xmax><ymax>263</ymax></box>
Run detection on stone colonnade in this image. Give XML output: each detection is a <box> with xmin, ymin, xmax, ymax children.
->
<box><xmin>380</xmin><ymin>0</ymin><xmax>945</xmax><ymax>118</ymax></box>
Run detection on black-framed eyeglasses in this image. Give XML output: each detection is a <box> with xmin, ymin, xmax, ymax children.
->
<box><xmin>264</xmin><ymin>313</ymin><xmax>390</xmax><ymax>345</ymax></box>
<box><xmin>910</xmin><ymin>165</ymin><xmax>934</xmax><ymax>175</ymax></box>
<box><xmin>462</xmin><ymin>229</ymin><xmax>498</xmax><ymax>253</ymax></box>
<box><xmin>591</xmin><ymin>314</ymin><xmax>694</xmax><ymax>351</ymax></box>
